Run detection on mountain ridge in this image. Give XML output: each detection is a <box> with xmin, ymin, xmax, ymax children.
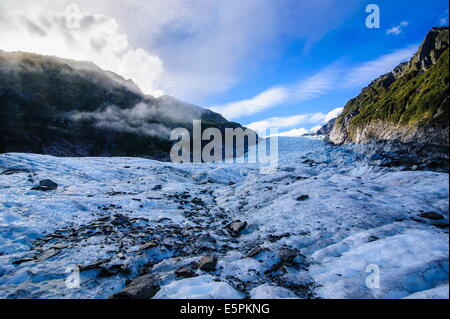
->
<box><xmin>0</xmin><ymin>50</ymin><xmax>243</xmax><ymax>160</ymax></box>
<box><xmin>328</xmin><ymin>27</ymin><xmax>449</xmax><ymax>148</ymax></box>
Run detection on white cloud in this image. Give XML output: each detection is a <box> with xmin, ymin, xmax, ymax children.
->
<box><xmin>247</xmin><ymin>106</ymin><xmax>343</xmax><ymax>137</ymax></box>
<box><xmin>0</xmin><ymin>0</ymin><xmax>358</xmax><ymax>103</ymax></box>
<box><xmin>212</xmin><ymin>67</ymin><xmax>338</xmax><ymax>120</ymax></box>
<box><xmin>212</xmin><ymin>43</ymin><xmax>417</xmax><ymax>121</ymax></box>
<box><xmin>0</xmin><ymin>2</ymin><xmax>164</xmax><ymax>96</ymax></box>
<box><xmin>439</xmin><ymin>10</ymin><xmax>449</xmax><ymax>26</ymax></box>
<box><xmin>276</xmin><ymin>128</ymin><xmax>309</xmax><ymax>137</ymax></box>
<box><xmin>291</xmin><ymin>68</ymin><xmax>336</xmax><ymax>101</ymax></box>
<box><xmin>211</xmin><ymin>87</ymin><xmax>289</xmax><ymax>120</ymax></box>
<box><xmin>324</xmin><ymin>107</ymin><xmax>343</xmax><ymax>122</ymax></box>
<box><xmin>247</xmin><ymin>113</ymin><xmax>325</xmax><ymax>131</ymax></box>
<box><xmin>387</xmin><ymin>21</ymin><xmax>409</xmax><ymax>35</ymax></box>
<box><xmin>343</xmin><ymin>45</ymin><xmax>417</xmax><ymax>88</ymax></box>
<box><xmin>309</xmin><ymin>125</ymin><xmax>323</xmax><ymax>134</ymax></box>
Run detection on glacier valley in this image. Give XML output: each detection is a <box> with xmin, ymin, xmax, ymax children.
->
<box><xmin>0</xmin><ymin>137</ymin><xmax>448</xmax><ymax>299</ymax></box>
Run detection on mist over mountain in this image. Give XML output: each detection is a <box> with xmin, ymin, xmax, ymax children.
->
<box><xmin>0</xmin><ymin>50</ymin><xmax>243</xmax><ymax>160</ymax></box>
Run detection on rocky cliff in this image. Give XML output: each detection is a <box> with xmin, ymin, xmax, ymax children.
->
<box><xmin>0</xmin><ymin>50</ymin><xmax>243</xmax><ymax>160</ymax></box>
<box><xmin>329</xmin><ymin>27</ymin><xmax>449</xmax><ymax>148</ymax></box>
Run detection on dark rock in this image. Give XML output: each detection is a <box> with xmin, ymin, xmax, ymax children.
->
<box><xmin>39</xmin><ymin>179</ymin><xmax>58</xmax><ymax>188</ymax></box>
<box><xmin>36</xmin><ymin>249</ymin><xmax>61</xmax><ymax>261</ymax></box>
<box><xmin>11</xmin><ymin>257</ymin><xmax>35</xmax><ymax>265</ymax></box>
<box><xmin>296</xmin><ymin>195</ymin><xmax>309</xmax><ymax>201</ymax></box>
<box><xmin>109</xmin><ymin>274</ymin><xmax>160</xmax><ymax>299</ymax></box>
<box><xmin>79</xmin><ymin>258</ymin><xmax>111</xmax><ymax>271</ymax></box>
<box><xmin>31</xmin><ymin>179</ymin><xmax>58</xmax><ymax>191</ymax></box>
<box><xmin>198</xmin><ymin>255</ymin><xmax>217</xmax><ymax>272</ymax></box>
<box><xmin>278</xmin><ymin>248</ymin><xmax>297</xmax><ymax>263</ymax></box>
<box><xmin>152</xmin><ymin>185</ymin><xmax>162</xmax><ymax>191</ymax></box>
<box><xmin>432</xmin><ymin>222</ymin><xmax>449</xmax><ymax>229</ymax></box>
<box><xmin>268</xmin><ymin>233</ymin><xmax>291</xmax><ymax>242</ymax></box>
<box><xmin>229</xmin><ymin>220</ymin><xmax>247</xmax><ymax>234</ymax></box>
<box><xmin>419</xmin><ymin>212</ymin><xmax>444</xmax><ymax>220</ymax></box>
<box><xmin>175</xmin><ymin>266</ymin><xmax>196</xmax><ymax>278</ymax></box>
<box><xmin>139</xmin><ymin>241</ymin><xmax>157</xmax><ymax>251</ymax></box>
<box><xmin>1</xmin><ymin>168</ymin><xmax>30</xmax><ymax>175</ymax></box>
<box><xmin>100</xmin><ymin>264</ymin><xmax>131</xmax><ymax>277</ymax></box>
<box><xmin>245</xmin><ymin>246</ymin><xmax>262</xmax><ymax>258</ymax></box>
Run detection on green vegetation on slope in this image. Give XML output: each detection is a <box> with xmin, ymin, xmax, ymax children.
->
<box><xmin>337</xmin><ymin>48</ymin><xmax>449</xmax><ymax>140</ymax></box>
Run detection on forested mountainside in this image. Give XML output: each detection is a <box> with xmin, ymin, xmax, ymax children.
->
<box><xmin>0</xmin><ymin>50</ymin><xmax>243</xmax><ymax>160</ymax></box>
<box><xmin>329</xmin><ymin>27</ymin><xmax>449</xmax><ymax>148</ymax></box>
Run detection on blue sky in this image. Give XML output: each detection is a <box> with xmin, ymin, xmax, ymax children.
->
<box><xmin>0</xmin><ymin>0</ymin><xmax>448</xmax><ymax>135</ymax></box>
<box><xmin>208</xmin><ymin>0</ymin><xmax>449</xmax><ymax>134</ymax></box>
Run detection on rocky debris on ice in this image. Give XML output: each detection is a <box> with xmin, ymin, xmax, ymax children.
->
<box><xmin>419</xmin><ymin>212</ymin><xmax>444</xmax><ymax>220</ymax></box>
<box><xmin>139</xmin><ymin>241</ymin><xmax>158</xmax><ymax>251</ymax></box>
<box><xmin>198</xmin><ymin>256</ymin><xmax>218</xmax><ymax>272</ymax></box>
<box><xmin>245</xmin><ymin>246</ymin><xmax>263</xmax><ymax>258</ymax></box>
<box><xmin>228</xmin><ymin>220</ymin><xmax>248</xmax><ymax>235</ymax></box>
<box><xmin>110</xmin><ymin>274</ymin><xmax>160</xmax><ymax>299</ymax></box>
<box><xmin>278</xmin><ymin>248</ymin><xmax>298</xmax><ymax>263</ymax></box>
<box><xmin>175</xmin><ymin>266</ymin><xmax>197</xmax><ymax>278</ymax></box>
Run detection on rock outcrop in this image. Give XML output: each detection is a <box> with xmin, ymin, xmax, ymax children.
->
<box><xmin>329</xmin><ymin>27</ymin><xmax>449</xmax><ymax>148</ymax></box>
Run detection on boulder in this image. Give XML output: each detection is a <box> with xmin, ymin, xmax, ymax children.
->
<box><xmin>296</xmin><ymin>195</ymin><xmax>309</xmax><ymax>201</ymax></box>
<box><xmin>139</xmin><ymin>241</ymin><xmax>158</xmax><ymax>251</ymax></box>
<box><xmin>246</xmin><ymin>246</ymin><xmax>262</xmax><ymax>258</ymax></box>
<box><xmin>198</xmin><ymin>256</ymin><xmax>217</xmax><ymax>272</ymax></box>
<box><xmin>419</xmin><ymin>212</ymin><xmax>444</xmax><ymax>220</ymax></box>
<box><xmin>110</xmin><ymin>274</ymin><xmax>160</xmax><ymax>299</ymax></box>
<box><xmin>229</xmin><ymin>220</ymin><xmax>247</xmax><ymax>234</ymax></box>
<box><xmin>31</xmin><ymin>179</ymin><xmax>58</xmax><ymax>191</ymax></box>
<box><xmin>278</xmin><ymin>248</ymin><xmax>297</xmax><ymax>263</ymax></box>
<box><xmin>175</xmin><ymin>266</ymin><xmax>196</xmax><ymax>278</ymax></box>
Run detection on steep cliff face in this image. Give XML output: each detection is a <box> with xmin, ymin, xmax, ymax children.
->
<box><xmin>0</xmin><ymin>50</ymin><xmax>242</xmax><ymax>159</ymax></box>
<box><xmin>329</xmin><ymin>27</ymin><xmax>449</xmax><ymax>147</ymax></box>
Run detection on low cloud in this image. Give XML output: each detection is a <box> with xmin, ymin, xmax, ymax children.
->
<box><xmin>247</xmin><ymin>113</ymin><xmax>326</xmax><ymax>131</ymax></box>
<box><xmin>69</xmin><ymin>97</ymin><xmax>207</xmax><ymax>138</ymax></box>
<box><xmin>275</xmin><ymin>128</ymin><xmax>309</xmax><ymax>137</ymax></box>
<box><xmin>246</xmin><ymin>107</ymin><xmax>343</xmax><ymax>135</ymax></box>
<box><xmin>70</xmin><ymin>104</ymin><xmax>171</xmax><ymax>138</ymax></box>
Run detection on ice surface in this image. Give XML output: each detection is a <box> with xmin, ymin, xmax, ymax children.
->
<box><xmin>249</xmin><ymin>283</ymin><xmax>298</xmax><ymax>299</ymax></box>
<box><xmin>0</xmin><ymin>137</ymin><xmax>448</xmax><ymax>299</ymax></box>
<box><xmin>154</xmin><ymin>275</ymin><xmax>243</xmax><ymax>299</ymax></box>
<box><xmin>403</xmin><ymin>284</ymin><xmax>449</xmax><ymax>299</ymax></box>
